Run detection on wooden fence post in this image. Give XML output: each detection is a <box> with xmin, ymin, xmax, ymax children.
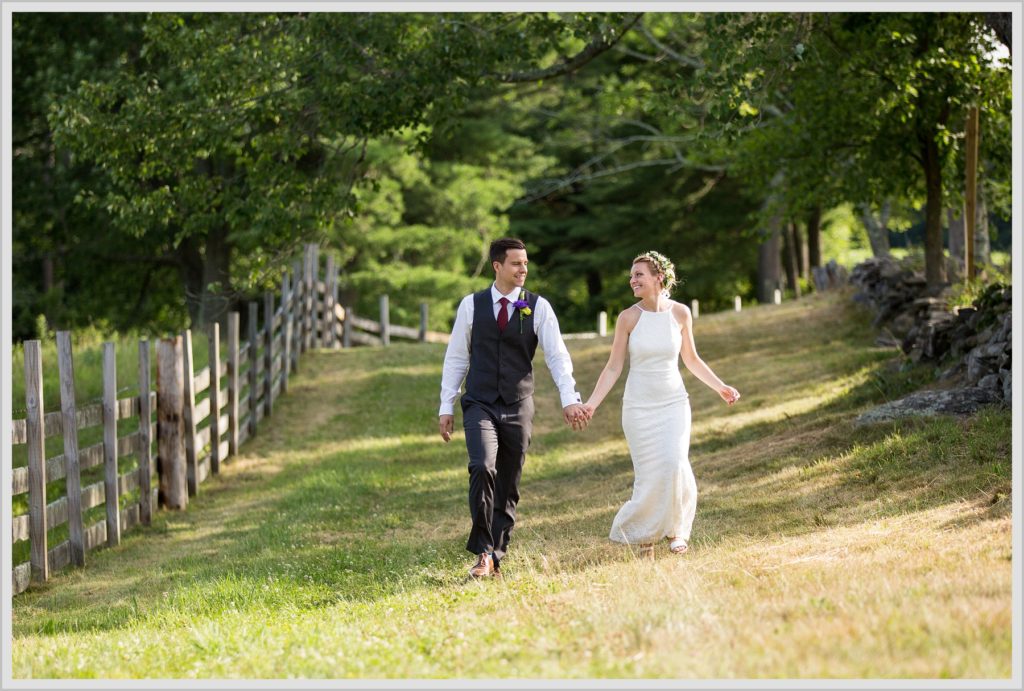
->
<box><xmin>304</xmin><ymin>245</ymin><xmax>314</xmax><ymax>353</ymax></box>
<box><xmin>420</xmin><ymin>303</ymin><xmax>428</xmax><ymax>342</ymax></box>
<box><xmin>342</xmin><ymin>306</ymin><xmax>352</xmax><ymax>349</ymax></box>
<box><xmin>292</xmin><ymin>262</ymin><xmax>302</xmax><ymax>372</ymax></box>
<box><xmin>734</xmin><ymin>296</ymin><xmax>742</xmax><ymax>312</ymax></box>
<box><xmin>138</xmin><ymin>339</ymin><xmax>153</xmax><ymax>524</ymax></box>
<box><xmin>208</xmin><ymin>323</ymin><xmax>221</xmax><ymax>475</ymax></box>
<box><xmin>102</xmin><ymin>342</ymin><xmax>121</xmax><ymax>546</ymax></box>
<box><xmin>598</xmin><ymin>311</ymin><xmax>607</xmax><ymax>337</ymax></box>
<box><xmin>56</xmin><ymin>331</ymin><xmax>85</xmax><ymax>566</ymax></box>
<box><xmin>691</xmin><ymin>299</ymin><xmax>699</xmax><ymax>319</ymax></box>
<box><xmin>264</xmin><ymin>291</ymin><xmax>274</xmax><ymax>416</ymax></box>
<box><xmin>23</xmin><ymin>340</ymin><xmax>48</xmax><ymax>583</ymax></box>
<box><xmin>282</xmin><ymin>272</ymin><xmax>291</xmax><ymax>395</ymax></box>
<box><xmin>228</xmin><ymin>312</ymin><xmax>240</xmax><ymax>458</ymax></box>
<box><xmin>324</xmin><ymin>254</ymin><xmax>336</xmax><ymax>348</ymax></box>
<box><xmin>380</xmin><ymin>294</ymin><xmax>391</xmax><ymax>346</ymax></box>
<box><xmin>182</xmin><ymin>330</ymin><xmax>198</xmax><ymax>497</ymax></box>
<box><xmin>311</xmin><ymin>244</ymin><xmax>321</xmax><ymax>348</ymax></box>
<box><xmin>773</xmin><ymin>288</ymin><xmax>782</xmax><ymax>305</ymax></box>
<box><xmin>292</xmin><ymin>259</ymin><xmax>304</xmax><ymax>362</ymax></box>
<box><xmin>248</xmin><ymin>301</ymin><xmax>259</xmax><ymax>437</ymax></box>
<box><xmin>157</xmin><ymin>336</ymin><xmax>187</xmax><ymax>510</ymax></box>
<box><xmin>331</xmin><ymin>261</ymin><xmax>340</xmax><ymax>348</ymax></box>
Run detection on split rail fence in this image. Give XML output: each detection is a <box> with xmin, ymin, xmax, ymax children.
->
<box><xmin>10</xmin><ymin>244</ymin><xmax>446</xmax><ymax>596</ymax></box>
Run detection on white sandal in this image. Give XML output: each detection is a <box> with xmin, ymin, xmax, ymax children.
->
<box><xmin>668</xmin><ymin>537</ymin><xmax>688</xmax><ymax>554</ymax></box>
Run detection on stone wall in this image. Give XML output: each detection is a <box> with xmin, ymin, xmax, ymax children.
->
<box><xmin>849</xmin><ymin>255</ymin><xmax>1011</xmax><ymax>408</ymax></box>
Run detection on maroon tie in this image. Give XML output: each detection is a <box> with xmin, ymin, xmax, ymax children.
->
<box><xmin>497</xmin><ymin>297</ymin><xmax>509</xmax><ymax>332</ymax></box>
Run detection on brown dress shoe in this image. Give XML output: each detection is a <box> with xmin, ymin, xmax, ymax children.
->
<box><xmin>468</xmin><ymin>552</ymin><xmax>494</xmax><ymax>578</ymax></box>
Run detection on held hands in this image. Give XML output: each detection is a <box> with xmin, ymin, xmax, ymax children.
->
<box><xmin>719</xmin><ymin>385</ymin><xmax>741</xmax><ymax>406</ymax></box>
<box><xmin>563</xmin><ymin>403</ymin><xmax>591</xmax><ymax>431</ymax></box>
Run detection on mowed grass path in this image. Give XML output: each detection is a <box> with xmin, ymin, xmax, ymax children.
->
<box><xmin>11</xmin><ymin>291</ymin><xmax>1012</xmax><ymax>679</ymax></box>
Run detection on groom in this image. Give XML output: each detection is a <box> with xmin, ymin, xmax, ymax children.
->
<box><xmin>439</xmin><ymin>238</ymin><xmax>590</xmax><ymax>578</ymax></box>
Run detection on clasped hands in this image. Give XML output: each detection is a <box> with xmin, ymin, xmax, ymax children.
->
<box><xmin>563</xmin><ymin>402</ymin><xmax>594</xmax><ymax>431</ymax></box>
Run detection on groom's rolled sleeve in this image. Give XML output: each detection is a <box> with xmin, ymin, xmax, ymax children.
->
<box><xmin>439</xmin><ymin>295</ymin><xmax>474</xmax><ymax>416</ymax></box>
<box><xmin>534</xmin><ymin>297</ymin><xmax>582</xmax><ymax>408</ymax></box>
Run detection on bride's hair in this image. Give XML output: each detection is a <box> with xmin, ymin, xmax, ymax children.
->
<box><xmin>633</xmin><ymin>251</ymin><xmax>678</xmax><ymax>297</ymax></box>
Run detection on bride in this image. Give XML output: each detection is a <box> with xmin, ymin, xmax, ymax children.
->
<box><xmin>582</xmin><ymin>251</ymin><xmax>740</xmax><ymax>557</ymax></box>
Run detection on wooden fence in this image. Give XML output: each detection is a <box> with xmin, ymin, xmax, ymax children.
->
<box><xmin>10</xmin><ymin>244</ymin><xmax>445</xmax><ymax>596</ymax></box>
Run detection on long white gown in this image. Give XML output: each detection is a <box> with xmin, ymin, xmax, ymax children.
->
<box><xmin>609</xmin><ymin>306</ymin><xmax>697</xmax><ymax>545</ymax></box>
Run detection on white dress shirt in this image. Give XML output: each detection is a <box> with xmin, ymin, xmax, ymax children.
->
<box><xmin>438</xmin><ymin>284</ymin><xmax>582</xmax><ymax>416</ymax></box>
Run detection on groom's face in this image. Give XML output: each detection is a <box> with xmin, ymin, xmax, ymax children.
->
<box><xmin>494</xmin><ymin>249</ymin><xmax>529</xmax><ymax>289</ymax></box>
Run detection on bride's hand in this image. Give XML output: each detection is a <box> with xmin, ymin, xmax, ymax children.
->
<box><xmin>582</xmin><ymin>402</ymin><xmax>597</xmax><ymax>419</ymax></box>
<box><xmin>719</xmin><ymin>385</ymin><xmax>740</xmax><ymax>405</ymax></box>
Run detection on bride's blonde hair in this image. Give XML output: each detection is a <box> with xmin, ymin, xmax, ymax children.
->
<box><xmin>633</xmin><ymin>251</ymin><xmax>678</xmax><ymax>297</ymax></box>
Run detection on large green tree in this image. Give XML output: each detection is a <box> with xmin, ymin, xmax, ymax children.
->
<box><xmin>41</xmin><ymin>11</ymin><xmax>639</xmax><ymax>329</ymax></box>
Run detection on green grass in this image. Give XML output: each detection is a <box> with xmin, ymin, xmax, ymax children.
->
<box><xmin>10</xmin><ymin>291</ymin><xmax>1012</xmax><ymax>679</ymax></box>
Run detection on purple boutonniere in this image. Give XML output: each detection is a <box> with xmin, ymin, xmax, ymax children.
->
<box><xmin>513</xmin><ymin>298</ymin><xmax>532</xmax><ymax>333</ymax></box>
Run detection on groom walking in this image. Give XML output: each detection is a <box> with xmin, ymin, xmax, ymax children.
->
<box><xmin>439</xmin><ymin>238</ymin><xmax>590</xmax><ymax>578</ymax></box>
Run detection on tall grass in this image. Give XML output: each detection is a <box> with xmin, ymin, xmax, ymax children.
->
<box><xmin>10</xmin><ymin>291</ymin><xmax>1011</xmax><ymax>679</ymax></box>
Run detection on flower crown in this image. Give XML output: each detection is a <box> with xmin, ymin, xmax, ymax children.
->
<box><xmin>635</xmin><ymin>250</ymin><xmax>677</xmax><ymax>294</ymax></box>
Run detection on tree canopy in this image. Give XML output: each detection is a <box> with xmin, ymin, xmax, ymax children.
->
<box><xmin>11</xmin><ymin>11</ymin><xmax>1012</xmax><ymax>339</ymax></box>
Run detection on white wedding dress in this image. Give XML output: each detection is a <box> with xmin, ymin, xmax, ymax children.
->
<box><xmin>610</xmin><ymin>305</ymin><xmax>697</xmax><ymax>545</ymax></box>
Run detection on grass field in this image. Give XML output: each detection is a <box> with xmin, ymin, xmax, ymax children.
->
<box><xmin>9</xmin><ymin>290</ymin><xmax>1013</xmax><ymax>679</ymax></box>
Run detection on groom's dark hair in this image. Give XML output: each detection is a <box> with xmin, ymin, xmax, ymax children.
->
<box><xmin>490</xmin><ymin>238</ymin><xmax>527</xmax><ymax>265</ymax></box>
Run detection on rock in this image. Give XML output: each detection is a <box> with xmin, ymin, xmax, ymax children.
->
<box><xmin>875</xmin><ymin>328</ymin><xmax>901</xmax><ymax>348</ymax></box>
<box><xmin>975</xmin><ymin>325</ymin><xmax>996</xmax><ymax>345</ymax></box>
<box><xmin>966</xmin><ymin>350</ymin><xmax>997</xmax><ymax>383</ymax></box>
<box><xmin>955</xmin><ymin>306</ymin><xmax>977</xmax><ymax>322</ymax></box>
<box><xmin>890</xmin><ymin>312</ymin><xmax>916</xmax><ymax>338</ymax></box>
<box><xmin>1002</xmin><ymin>371</ymin><xmax>1013</xmax><ymax>403</ymax></box>
<box><xmin>855</xmin><ymin>387</ymin><xmax>1004</xmax><ymax>425</ymax></box>
<box><xmin>977</xmin><ymin>374</ymin><xmax>1001</xmax><ymax>390</ymax></box>
<box><xmin>938</xmin><ymin>362</ymin><xmax>964</xmax><ymax>381</ymax></box>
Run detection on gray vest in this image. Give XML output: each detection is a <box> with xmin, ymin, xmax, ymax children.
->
<box><xmin>464</xmin><ymin>289</ymin><xmax>540</xmax><ymax>405</ymax></box>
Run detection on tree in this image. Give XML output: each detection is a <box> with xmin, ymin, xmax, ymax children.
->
<box><xmin>44</xmin><ymin>12</ymin><xmax>640</xmax><ymax>329</ymax></box>
<box><xmin>694</xmin><ymin>12</ymin><xmax>1011</xmax><ymax>288</ymax></box>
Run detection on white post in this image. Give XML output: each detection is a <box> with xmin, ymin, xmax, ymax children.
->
<box><xmin>691</xmin><ymin>299</ymin><xmax>699</xmax><ymax>319</ymax></box>
<box><xmin>773</xmin><ymin>288</ymin><xmax>782</xmax><ymax>305</ymax></box>
<box><xmin>734</xmin><ymin>296</ymin><xmax>742</xmax><ymax>312</ymax></box>
<box><xmin>598</xmin><ymin>311</ymin><xmax>607</xmax><ymax>337</ymax></box>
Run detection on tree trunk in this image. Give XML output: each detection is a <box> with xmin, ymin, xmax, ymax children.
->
<box><xmin>947</xmin><ymin>208</ymin><xmax>964</xmax><ymax>280</ymax></box>
<box><xmin>794</xmin><ymin>220</ymin><xmax>808</xmax><ymax>280</ymax></box>
<box><xmin>975</xmin><ymin>183</ymin><xmax>991</xmax><ymax>267</ymax></box>
<box><xmin>781</xmin><ymin>221</ymin><xmax>801</xmax><ymax>298</ymax></box>
<box><xmin>178</xmin><ymin>225</ymin><xmax>233</xmax><ymax>329</ymax></box>
<box><xmin>921</xmin><ymin>134</ymin><xmax>947</xmax><ymax>287</ymax></box>
<box><xmin>586</xmin><ymin>269</ymin><xmax>603</xmax><ymax>313</ymax></box>
<box><xmin>859</xmin><ymin>200</ymin><xmax>891</xmax><ymax>257</ymax></box>
<box><xmin>757</xmin><ymin>217</ymin><xmax>782</xmax><ymax>304</ymax></box>
<box><xmin>806</xmin><ymin>206</ymin><xmax>822</xmax><ymax>269</ymax></box>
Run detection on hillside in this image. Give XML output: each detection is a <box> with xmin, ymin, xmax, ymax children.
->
<box><xmin>11</xmin><ymin>290</ymin><xmax>1012</xmax><ymax>679</ymax></box>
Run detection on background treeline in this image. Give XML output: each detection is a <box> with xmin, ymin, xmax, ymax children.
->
<box><xmin>12</xmin><ymin>12</ymin><xmax>1012</xmax><ymax>338</ymax></box>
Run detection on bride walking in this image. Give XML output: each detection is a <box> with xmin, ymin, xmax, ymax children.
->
<box><xmin>582</xmin><ymin>251</ymin><xmax>740</xmax><ymax>557</ymax></box>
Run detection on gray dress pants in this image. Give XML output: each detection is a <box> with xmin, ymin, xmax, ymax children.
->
<box><xmin>461</xmin><ymin>395</ymin><xmax>535</xmax><ymax>565</ymax></box>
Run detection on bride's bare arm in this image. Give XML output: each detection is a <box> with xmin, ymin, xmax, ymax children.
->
<box><xmin>675</xmin><ymin>303</ymin><xmax>740</xmax><ymax>405</ymax></box>
<box><xmin>584</xmin><ymin>309</ymin><xmax>637</xmax><ymax>414</ymax></box>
